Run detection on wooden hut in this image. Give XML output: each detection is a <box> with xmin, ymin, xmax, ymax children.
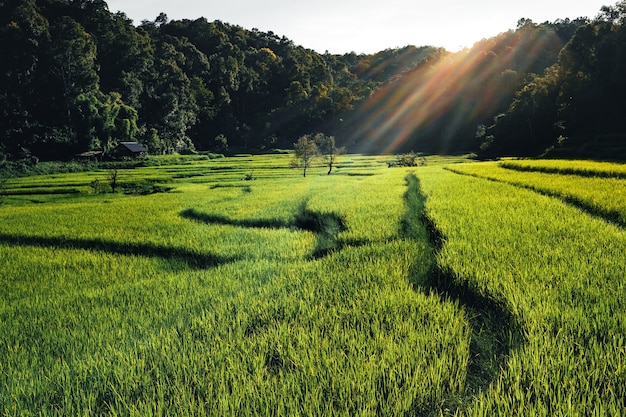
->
<box><xmin>113</xmin><ymin>142</ymin><xmax>148</xmax><ymax>159</ymax></box>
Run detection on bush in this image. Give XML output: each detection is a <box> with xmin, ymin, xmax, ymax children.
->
<box><xmin>90</xmin><ymin>179</ymin><xmax>111</xmax><ymax>194</ymax></box>
<box><xmin>0</xmin><ymin>178</ymin><xmax>6</xmax><ymax>204</ymax></box>
<box><xmin>388</xmin><ymin>152</ymin><xmax>427</xmax><ymax>167</ymax></box>
<box><xmin>120</xmin><ymin>180</ymin><xmax>172</xmax><ymax>195</ymax></box>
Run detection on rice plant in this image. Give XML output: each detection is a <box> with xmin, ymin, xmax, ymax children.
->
<box><xmin>448</xmin><ymin>162</ymin><xmax>626</xmax><ymax>226</ymax></box>
<box><xmin>0</xmin><ymin>155</ymin><xmax>471</xmax><ymax>416</ymax></box>
<box><xmin>417</xmin><ymin>166</ymin><xmax>626</xmax><ymax>416</ymax></box>
<box><xmin>3</xmin><ymin>155</ymin><xmax>622</xmax><ymax>415</ymax></box>
<box><xmin>499</xmin><ymin>159</ymin><xmax>626</xmax><ymax>178</ymax></box>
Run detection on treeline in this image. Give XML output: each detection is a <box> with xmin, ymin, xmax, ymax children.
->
<box><xmin>344</xmin><ymin>4</ymin><xmax>626</xmax><ymax>159</ymax></box>
<box><xmin>0</xmin><ymin>0</ymin><xmax>388</xmax><ymax>161</ymax></box>
<box><xmin>341</xmin><ymin>18</ymin><xmax>584</xmax><ymax>154</ymax></box>
<box><xmin>1</xmin><ymin>0</ymin><xmax>625</xmax><ymax>162</ymax></box>
<box><xmin>478</xmin><ymin>3</ymin><xmax>626</xmax><ymax>159</ymax></box>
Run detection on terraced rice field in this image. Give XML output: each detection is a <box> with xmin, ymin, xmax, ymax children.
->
<box><xmin>1</xmin><ymin>154</ymin><xmax>624</xmax><ymax>415</ymax></box>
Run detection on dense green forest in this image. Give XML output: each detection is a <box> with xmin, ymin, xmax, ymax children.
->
<box><xmin>1</xmin><ymin>0</ymin><xmax>625</xmax><ymax>164</ymax></box>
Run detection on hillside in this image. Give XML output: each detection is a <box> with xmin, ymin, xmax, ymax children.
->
<box><xmin>1</xmin><ymin>0</ymin><xmax>625</xmax><ymax>163</ymax></box>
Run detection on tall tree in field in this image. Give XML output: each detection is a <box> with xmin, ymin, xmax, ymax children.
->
<box><xmin>292</xmin><ymin>134</ymin><xmax>319</xmax><ymax>177</ymax></box>
<box><xmin>316</xmin><ymin>134</ymin><xmax>345</xmax><ymax>175</ymax></box>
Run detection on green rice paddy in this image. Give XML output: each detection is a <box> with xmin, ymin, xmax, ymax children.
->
<box><xmin>1</xmin><ymin>154</ymin><xmax>624</xmax><ymax>415</ymax></box>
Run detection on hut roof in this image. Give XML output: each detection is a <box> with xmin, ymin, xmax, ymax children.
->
<box><xmin>118</xmin><ymin>142</ymin><xmax>148</xmax><ymax>153</ymax></box>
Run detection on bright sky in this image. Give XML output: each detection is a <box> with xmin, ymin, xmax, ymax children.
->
<box><xmin>106</xmin><ymin>0</ymin><xmax>612</xmax><ymax>54</ymax></box>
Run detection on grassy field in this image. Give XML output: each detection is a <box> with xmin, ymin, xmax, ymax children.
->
<box><xmin>447</xmin><ymin>161</ymin><xmax>626</xmax><ymax>226</ymax></box>
<box><xmin>1</xmin><ymin>154</ymin><xmax>624</xmax><ymax>415</ymax></box>
<box><xmin>417</xmin><ymin>163</ymin><xmax>626</xmax><ymax>416</ymax></box>
<box><xmin>499</xmin><ymin>159</ymin><xmax>626</xmax><ymax>178</ymax></box>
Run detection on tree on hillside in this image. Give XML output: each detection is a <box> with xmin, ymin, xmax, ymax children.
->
<box><xmin>292</xmin><ymin>134</ymin><xmax>319</xmax><ymax>177</ymax></box>
<box><xmin>479</xmin><ymin>2</ymin><xmax>626</xmax><ymax>158</ymax></box>
<box><xmin>0</xmin><ymin>0</ymin><xmax>611</xmax><ymax>161</ymax></box>
<box><xmin>48</xmin><ymin>16</ymin><xmax>99</xmax><ymax>122</ymax></box>
<box><xmin>316</xmin><ymin>134</ymin><xmax>345</xmax><ymax>175</ymax></box>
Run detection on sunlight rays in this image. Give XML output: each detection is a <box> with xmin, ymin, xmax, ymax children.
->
<box><xmin>344</xmin><ymin>28</ymin><xmax>562</xmax><ymax>154</ymax></box>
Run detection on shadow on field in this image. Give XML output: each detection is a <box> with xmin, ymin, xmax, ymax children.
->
<box><xmin>402</xmin><ymin>174</ymin><xmax>524</xmax><ymax>412</ymax></box>
<box><xmin>0</xmin><ymin>233</ymin><xmax>234</xmax><ymax>269</ymax></box>
<box><xmin>181</xmin><ymin>202</ymin><xmax>361</xmax><ymax>259</ymax></box>
<box><xmin>180</xmin><ymin>208</ymin><xmax>289</xmax><ymax>230</ymax></box>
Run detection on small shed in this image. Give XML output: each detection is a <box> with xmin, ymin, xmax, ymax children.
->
<box><xmin>114</xmin><ymin>142</ymin><xmax>148</xmax><ymax>159</ymax></box>
<box><xmin>76</xmin><ymin>150</ymin><xmax>104</xmax><ymax>161</ymax></box>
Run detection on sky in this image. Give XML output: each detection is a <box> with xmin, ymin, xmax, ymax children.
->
<box><xmin>106</xmin><ymin>0</ymin><xmax>613</xmax><ymax>54</ymax></box>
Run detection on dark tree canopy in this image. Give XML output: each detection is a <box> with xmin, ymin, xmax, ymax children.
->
<box><xmin>479</xmin><ymin>3</ymin><xmax>626</xmax><ymax>159</ymax></box>
<box><xmin>1</xmin><ymin>0</ymin><xmax>624</xmax><ymax>163</ymax></box>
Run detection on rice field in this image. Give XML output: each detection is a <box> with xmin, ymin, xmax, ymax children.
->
<box><xmin>417</xmin><ymin>163</ymin><xmax>626</xmax><ymax>416</ymax></box>
<box><xmin>1</xmin><ymin>154</ymin><xmax>624</xmax><ymax>415</ymax></box>
<box><xmin>499</xmin><ymin>159</ymin><xmax>626</xmax><ymax>179</ymax></box>
<box><xmin>446</xmin><ymin>161</ymin><xmax>626</xmax><ymax>226</ymax></box>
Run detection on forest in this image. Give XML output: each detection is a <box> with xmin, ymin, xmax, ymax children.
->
<box><xmin>2</xmin><ymin>2</ymin><xmax>626</xmax><ymax>414</ymax></box>
<box><xmin>1</xmin><ymin>0</ymin><xmax>625</xmax><ymax>164</ymax></box>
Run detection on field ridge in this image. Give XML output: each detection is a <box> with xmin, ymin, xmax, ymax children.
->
<box><xmin>444</xmin><ymin>166</ymin><xmax>626</xmax><ymax>228</ymax></box>
<box><xmin>0</xmin><ymin>232</ymin><xmax>235</xmax><ymax>270</ymax></box>
<box><xmin>180</xmin><ymin>200</ymin><xmax>353</xmax><ymax>259</ymax></box>
<box><xmin>499</xmin><ymin>160</ymin><xmax>626</xmax><ymax>179</ymax></box>
<box><xmin>403</xmin><ymin>174</ymin><xmax>523</xmax><ymax>411</ymax></box>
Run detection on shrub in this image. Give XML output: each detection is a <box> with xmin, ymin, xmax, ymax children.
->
<box><xmin>90</xmin><ymin>179</ymin><xmax>111</xmax><ymax>194</ymax></box>
<box><xmin>388</xmin><ymin>152</ymin><xmax>427</xmax><ymax>167</ymax></box>
<box><xmin>120</xmin><ymin>180</ymin><xmax>172</xmax><ymax>195</ymax></box>
<box><xmin>0</xmin><ymin>178</ymin><xmax>6</xmax><ymax>204</ymax></box>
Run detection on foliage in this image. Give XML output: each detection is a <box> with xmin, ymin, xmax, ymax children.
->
<box><xmin>315</xmin><ymin>134</ymin><xmax>345</xmax><ymax>174</ymax></box>
<box><xmin>480</xmin><ymin>2</ymin><xmax>626</xmax><ymax>158</ymax></box>
<box><xmin>0</xmin><ymin>178</ymin><xmax>6</xmax><ymax>204</ymax></box>
<box><xmin>0</xmin><ymin>0</ymin><xmax>383</xmax><ymax>161</ymax></box>
<box><xmin>120</xmin><ymin>180</ymin><xmax>172</xmax><ymax>195</ymax></box>
<box><xmin>388</xmin><ymin>152</ymin><xmax>426</xmax><ymax>167</ymax></box>
<box><xmin>0</xmin><ymin>0</ymin><xmax>623</xmax><ymax>162</ymax></box>
<box><xmin>107</xmin><ymin>169</ymin><xmax>119</xmax><ymax>193</ymax></box>
<box><xmin>291</xmin><ymin>134</ymin><xmax>320</xmax><ymax>177</ymax></box>
<box><xmin>342</xmin><ymin>18</ymin><xmax>588</xmax><ymax>155</ymax></box>
<box><xmin>89</xmin><ymin>178</ymin><xmax>110</xmax><ymax>194</ymax></box>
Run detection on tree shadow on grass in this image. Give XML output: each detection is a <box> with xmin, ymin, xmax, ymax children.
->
<box><xmin>0</xmin><ymin>233</ymin><xmax>235</xmax><ymax>270</ymax></box>
<box><xmin>180</xmin><ymin>208</ymin><xmax>289</xmax><ymax>230</ymax></box>
<box><xmin>402</xmin><ymin>174</ymin><xmax>525</xmax><ymax>414</ymax></box>
<box><xmin>181</xmin><ymin>203</ymin><xmax>364</xmax><ymax>260</ymax></box>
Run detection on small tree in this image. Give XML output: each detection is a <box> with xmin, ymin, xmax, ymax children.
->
<box><xmin>292</xmin><ymin>134</ymin><xmax>319</xmax><ymax>177</ymax></box>
<box><xmin>90</xmin><ymin>178</ymin><xmax>109</xmax><ymax>194</ymax></box>
<box><xmin>0</xmin><ymin>178</ymin><xmax>7</xmax><ymax>204</ymax></box>
<box><xmin>316</xmin><ymin>134</ymin><xmax>345</xmax><ymax>175</ymax></box>
<box><xmin>213</xmin><ymin>134</ymin><xmax>228</xmax><ymax>152</ymax></box>
<box><xmin>108</xmin><ymin>169</ymin><xmax>119</xmax><ymax>193</ymax></box>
